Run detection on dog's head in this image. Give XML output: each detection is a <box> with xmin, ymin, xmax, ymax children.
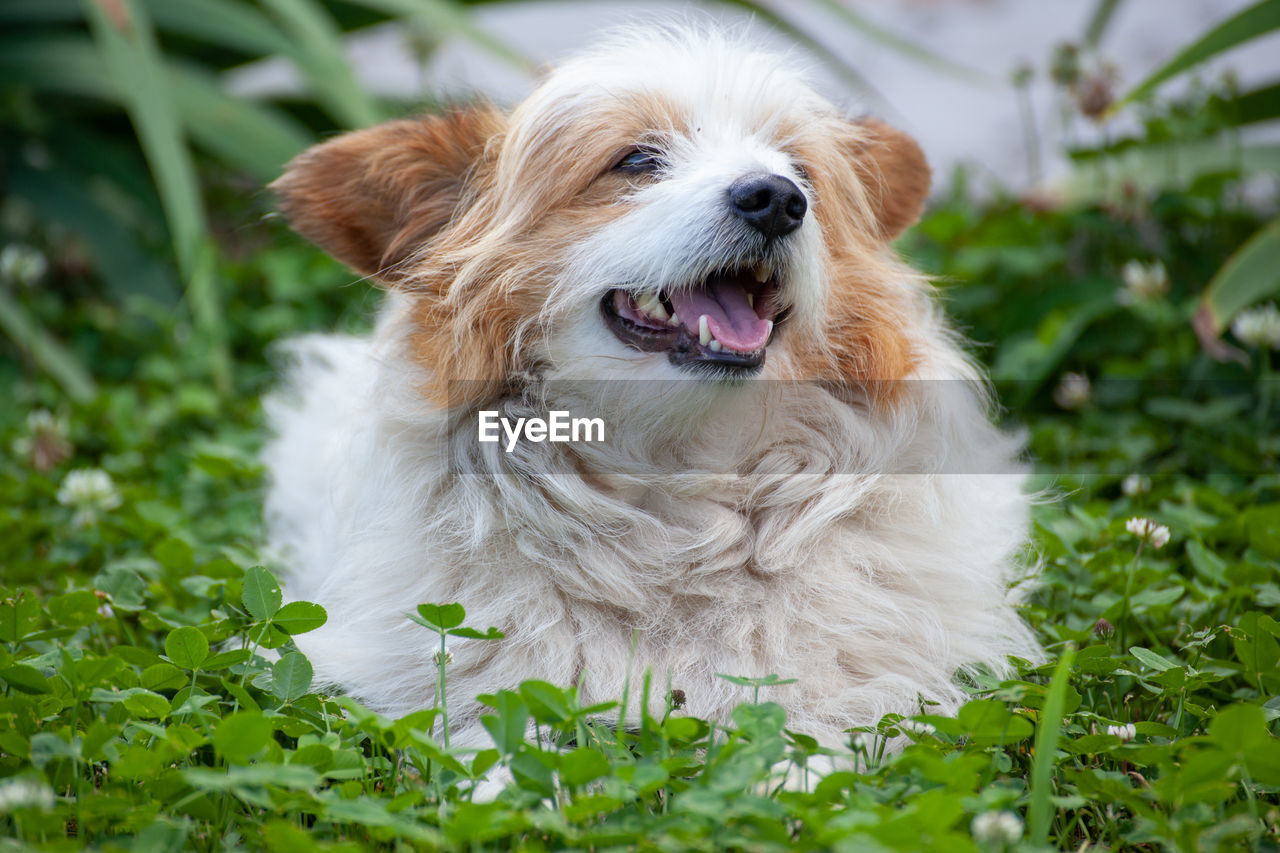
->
<box><xmin>274</xmin><ymin>26</ymin><xmax>930</xmax><ymax>408</ymax></box>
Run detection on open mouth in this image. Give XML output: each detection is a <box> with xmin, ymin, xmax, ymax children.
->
<box><xmin>601</xmin><ymin>264</ymin><xmax>784</xmax><ymax>373</ymax></box>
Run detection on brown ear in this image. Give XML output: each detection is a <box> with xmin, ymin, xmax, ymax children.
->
<box><xmin>271</xmin><ymin>104</ymin><xmax>505</xmax><ymax>282</ymax></box>
<box><xmin>848</xmin><ymin>118</ymin><xmax>931</xmax><ymax>242</ymax></box>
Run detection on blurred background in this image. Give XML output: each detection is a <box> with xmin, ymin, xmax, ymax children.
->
<box><xmin>228</xmin><ymin>0</ymin><xmax>1279</xmax><ymax>190</ymax></box>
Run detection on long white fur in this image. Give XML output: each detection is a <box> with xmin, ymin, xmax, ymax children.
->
<box><xmin>262</xmin><ymin>24</ymin><xmax>1041</xmax><ymax>753</ymax></box>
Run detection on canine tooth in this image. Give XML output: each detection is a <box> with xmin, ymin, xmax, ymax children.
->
<box><xmin>669</xmin><ymin>312</ymin><xmax>680</xmax><ymax>326</ymax></box>
<box><xmin>709</xmin><ymin>340</ymin><xmax>723</xmax><ymax>352</ymax></box>
<box><xmin>747</xmin><ymin>293</ymin><xmax>755</xmax><ymax>309</ymax></box>
<box><xmin>639</xmin><ymin>293</ymin><xmax>668</xmax><ymax>321</ymax></box>
<box><xmin>698</xmin><ymin>315</ymin><xmax>711</xmax><ymax>346</ymax></box>
<box><xmin>754</xmin><ymin>262</ymin><xmax>773</xmax><ymax>283</ymax></box>
<box><xmin>765</xmin><ymin>320</ymin><xmax>774</xmax><ymax>337</ymax></box>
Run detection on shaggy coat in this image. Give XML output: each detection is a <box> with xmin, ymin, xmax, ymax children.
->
<box><xmin>264</xmin><ymin>26</ymin><xmax>1040</xmax><ymax>750</ymax></box>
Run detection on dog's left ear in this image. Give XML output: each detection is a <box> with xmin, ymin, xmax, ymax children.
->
<box><xmin>846</xmin><ymin>118</ymin><xmax>931</xmax><ymax>242</ymax></box>
<box><xmin>271</xmin><ymin>104</ymin><xmax>506</xmax><ymax>282</ymax></box>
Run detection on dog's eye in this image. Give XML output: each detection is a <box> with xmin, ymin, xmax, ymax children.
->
<box><xmin>614</xmin><ymin>147</ymin><xmax>663</xmax><ymax>173</ymax></box>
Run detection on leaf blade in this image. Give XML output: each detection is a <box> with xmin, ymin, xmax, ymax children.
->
<box><xmin>242</xmin><ymin>566</ymin><xmax>283</xmax><ymax>622</ymax></box>
<box><xmin>1120</xmin><ymin>0</ymin><xmax>1280</xmax><ymax>105</ymax></box>
<box><xmin>1200</xmin><ymin>216</ymin><xmax>1280</xmax><ymax>335</ymax></box>
<box><xmin>164</xmin><ymin>626</ymin><xmax>210</xmax><ymax>670</ymax></box>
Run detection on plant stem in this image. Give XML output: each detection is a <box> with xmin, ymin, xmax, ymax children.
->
<box><xmin>437</xmin><ymin>631</ymin><xmax>449</xmax><ymax>749</ymax></box>
<box><xmin>1016</xmin><ymin>75</ymin><xmax>1043</xmax><ymax>186</ymax></box>
<box><xmin>1119</xmin><ymin>541</ymin><xmax>1144</xmax><ymax>652</ymax></box>
<box><xmin>1257</xmin><ymin>347</ymin><xmax>1272</xmax><ymax>422</ymax></box>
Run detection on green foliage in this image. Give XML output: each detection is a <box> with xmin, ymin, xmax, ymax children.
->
<box><xmin>1119</xmin><ymin>0</ymin><xmax>1280</xmax><ymax>106</ymax></box>
<box><xmin>1199</xmin><ymin>217</ymin><xmax>1280</xmax><ymax>335</ymax></box>
<box><xmin>1056</xmin><ymin>0</ymin><xmax>1280</xmax><ymax>339</ymax></box>
<box><xmin>0</xmin><ymin>0</ymin><xmax>516</xmax><ymax>401</ymax></box>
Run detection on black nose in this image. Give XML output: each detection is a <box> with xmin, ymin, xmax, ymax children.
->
<box><xmin>728</xmin><ymin>174</ymin><xmax>807</xmax><ymax>241</ymax></box>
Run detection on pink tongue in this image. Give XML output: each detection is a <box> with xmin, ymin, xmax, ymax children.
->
<box><xmin>668</xmin><ymin>277</ymin><xmax>771</xmax><ymax>352</ymax></box>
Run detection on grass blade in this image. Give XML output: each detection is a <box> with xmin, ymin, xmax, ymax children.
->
<box><xmin>346</xmin><ymin>0</ymin><xmax>532</xmax><ymax>70</ymax></box>
<box><xmin>0</xmin><ymin>33</ymin><xmax>114</xmax><ymax>98</ymax></box>
<box><xmin>708</xmin><ymin>0</ymin><xmax>886</xmax><ymax>110</ymax></box>
<box><xmin>1119</xmin><ymin>0</ymin><xmax>1280</xmax><ymax>106</ymax></box>
<box><xmin>0</xmin><ymin>0</ymin><xmax>81</xmax><ymax>23</ymax></box>
<box><xmin>1235</xmin><ymin>80</ymin><xmax>1280</xmax><ymax>127</ymax></box>
<box><xmin>82</xmin><ymin>0</ymin><xmax>207</xmax><ymax>275</ymax></box>
<box><xmin>1028</xmin><ymin>645</ymin><xmax>1076</xmax><ymax>847</ymax></box>
<box><xmin>0</xmin><ymin>291</ymin><xmax>97</xmax><ymax>403</ymax></box>
<box><xmin>82</xmin><ymin>0</ymin><xmax>230</xmax><ymax>391</ymax></box>
<box><xmin>169</xmin><ymin>66</ymin><xmax>314</xmax><ymax>182</ymax></box>
<box><xmin>259</xmin><ymin>0</ymin><xmax>384</xmax><ymax>128</ymax></box>
<box><xmin>0</xmin><ymin>35</ymin><xmax>312</xmax><ymax>183</ymax></box>
<box><xmin>1083</xmin><ymin>0</ymin><xmax>1126</xmax><ymax>49</ymax></box>
<box><xmin>141</xmin><ymin>0</ymin><xmax>294</xmax><ymax>58</ymax></box>
<box><xmin>1199</xmin><ymin>216</ymin><xmax>1280</xmax><ymax>335</ymax></box>
<box><xmin>806</xmin><ymin>0</ymin><xmax>996</xmax><ymax>85</ymax></box>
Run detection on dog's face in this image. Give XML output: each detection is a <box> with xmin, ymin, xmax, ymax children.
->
<box><xmin>274</xmin><ymin>28</ymin><xmax>931</xmax><ymax>406</ymax></box>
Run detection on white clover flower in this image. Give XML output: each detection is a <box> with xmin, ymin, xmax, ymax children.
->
<box><xmin>0</xmin><ymin>244</ymin><xmax>48</xmax><ymax>287</ymax></box>
<box><xmin>1121</xmin><ymin>473</ymin><xmax>1151</xmax><ymax>496</ymax></box>
<box><xmin>1125</xmin><ymin>516</ymin><xmax>1170</xmax><ymax>549</ymax></box>
<box><xmin>1119</xmin><ymin>260</ymin><xmax>1169</xmax><ymax>303</ymax></box>
<box><xmin>432</xmin><ymin>648</ymin><xmax>454</xmax><ymax>666</ymax></box>
<box><xmin>0</xmin><ymin>777</ymin><xmax>55</xmax><ymax>814</ymax></box>
<box><xmin>850</xmin><ymin>733</ymin><xmax>875</xmax><ymax>752</ymax></box>
<box><xmin>898</xmin><ymin>719</ymin><xmax>936</xmax><ymax>737</ymax></box>
<box><xmin>27</xmin><ymin>409</ymin><xmax>65</xmax><ymax>436</ymax></box>
<box><xmin>972</xmin><ymin>811</ymin><xmax>1023</xmax><ymax>846</ymax></box>
<box><xmin>1231</xmin><ymin>303</ymin><xmax>1280</xmax><ymax>350</ymax></box>
<box><xmin>57</xmin><ymin>468</ymin><xmax>122</xmax><ymax>526</ymax></box>
<box><xmin>12</xmin><ymin>409</ymin><xmax>73</xmax><ymax>471</ymax></box>
<box><xmin>1106</xmin><ymin>723</ymin><xmax>1136</xmax><ymax>741</ymax></box>
<box><xmin>1053</xmin><ymin>372</ymin><xmax>1091</xmax><ymax>410</ymax></box>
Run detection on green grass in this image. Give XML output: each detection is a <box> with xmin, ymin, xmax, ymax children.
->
<box><xmin>1</xmin><ymin>178</ymin><xmax>1278</xmax><ymax>850</ymax></box>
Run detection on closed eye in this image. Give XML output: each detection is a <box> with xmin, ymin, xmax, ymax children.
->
<box><xmin>613</xmin><ymin>146</ymin><xmax>663</xmax><ymax>173</ymax></box>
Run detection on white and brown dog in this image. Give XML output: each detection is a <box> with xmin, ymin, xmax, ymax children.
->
<box><xmin>264</xmin><ymin>25</ymin><xmax>1039</xmax><ymax>752</ymax></box>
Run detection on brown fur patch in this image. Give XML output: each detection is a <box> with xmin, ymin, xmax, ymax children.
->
<box><xmin>396</xmin><ymin>96</ymin><xmax>678</xmax><ymax>409</ymax></box>
<box><xmin>271</xmin><ymin>105</ymin><xmax>506</xmax><ymax>282</ymax></box>
<box><xmin>846</xmin><ymin>118</ymin><xmax>932</xmax><ymax>243</ymax></box>
<box><xmin>786</xmin><ymin>118</ymin><xmax>931</xmax><ymax>397</ymax></box>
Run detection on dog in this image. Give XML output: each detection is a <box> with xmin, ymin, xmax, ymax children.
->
<box><xmin>263</xmin><ymin>24</ymin><xmax>1040</xmax><ymax>754</ymax></box>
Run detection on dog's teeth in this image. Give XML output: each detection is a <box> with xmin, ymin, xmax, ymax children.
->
<box><xmin>746</xmin><ymin>293</ymin><xmax>755</xmax><ymax>309</ymax></box>
<box><xmin>765</xmin><ymin>320</ymin><xmax>774</xmax><ymax>337</ymax></box>
<box><xmin>754</xmin><ymin>263</ymin><xmax>773</xmax><ymax>283</ymax></box>
<box><xmin>698</xmin><ymin>315</ymin><xmax>711</xmax><ymax>346</ymax></box>
<box><xmin>646</xmin><ymin>297</ymin><xmax>669</xmax><ymax>321</ymax></box>
<box><xmin>668</xmin><ymin>312</ymin><xmax>680</xmax><ymax>326</ymax></box>
<box><xmin>709</xmin><ymin>339</ymin><xmax>723</xmax><ymax>352</ymax></box>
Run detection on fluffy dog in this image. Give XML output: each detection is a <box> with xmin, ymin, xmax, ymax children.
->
<box><xmin>264</xmin><ymin>25</ymin><xmax>1039</xmax><ymax>752</ymax></box>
